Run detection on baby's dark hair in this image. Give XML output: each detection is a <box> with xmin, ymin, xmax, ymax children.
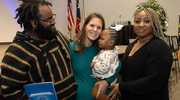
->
<box><xmin>106</xmin><ymin>28</ymin><xmax>119</xmax><ymax>45</ymax></box>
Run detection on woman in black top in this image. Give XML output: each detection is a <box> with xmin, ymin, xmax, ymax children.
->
<box><xmin>108</xmin><ymin>8</ymin><xmax>173</xmax><ymax>100</ymax></box>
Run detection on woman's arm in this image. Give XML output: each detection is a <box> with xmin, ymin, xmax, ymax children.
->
<box><xmin>106</xmin><ymin>60</ymin><xmax>121</xmax><ymax>83</ymax></box>
<box><xmin>95</xmin><ymin>60</ymin><xmax>121</xmax><ymax>98</ymax></box>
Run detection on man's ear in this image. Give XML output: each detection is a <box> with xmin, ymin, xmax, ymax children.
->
<box><xmin>108</xmin><ymin>40</ymin><xmax>115</xmax><ymax>46</ymax></box>
<box><xmin>30</xmin><ymin>20</ymin><xmax>38</xmax><ymax>28</ymax></box>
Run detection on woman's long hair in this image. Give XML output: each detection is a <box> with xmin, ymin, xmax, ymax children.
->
<box><xmin>73</xmin><ymin>12</ymin><xmax>105</xmax><ymax>53</ymax></box>
<box><xmin>135</xmin><ymin>8</ymin><xmax>165</xmax><ymax>41</ymax></box>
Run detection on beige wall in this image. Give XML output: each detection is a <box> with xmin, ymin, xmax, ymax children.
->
<box><xmin>0</xmin><ymin>44</ymin><xmax>10</xmax><ymax>64</ymax></box>
<box><xmin>84</xmin><ymin>0</ymin><xmax>180</xmax><ymax>37</ymax></box>
<box><xmin>0</xmin><ymin>43</ymin><xmax>10</xmax><ymax>74</ymax></box>
<box><xmin>52</xmin><ymin>0</ymin><xmax>180</xmax><ymax>37</ymax></box>
<box><xmin>1</xmin><ymin>0</ymin><xmax>180</xmax><ymax>42</ymax></box>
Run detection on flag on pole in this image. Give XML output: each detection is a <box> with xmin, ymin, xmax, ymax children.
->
<box><xmin>75</xmin><ymin>0</ymin><xmax>81</xmax><ymax>34</ymax></box>
<box><xmin>67</xmin><ymin>0</ymin><xmax>74</xmax><ymax>34</ymax></box>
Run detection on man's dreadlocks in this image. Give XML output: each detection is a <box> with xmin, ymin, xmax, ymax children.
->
<box><xmin>15</xmin><ymin>0</ymin><xmax>52</xmax><ymax>31</ymax></box>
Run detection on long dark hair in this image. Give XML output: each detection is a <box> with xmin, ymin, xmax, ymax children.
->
<box><xmin>73</xmin><ymin>12</ymin><xmax>105</xmax><ymax>53</ymax></box>
<box><xmin>134</xmin><ymin>8</ymin><xmax>165</xmax><ymax>41</ymax></box>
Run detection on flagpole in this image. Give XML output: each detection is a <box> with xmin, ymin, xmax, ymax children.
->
<box><xmin>82</xmin><ymin>0</ymin><xmax>85</xmax><ymax>19</ymax></box>
<box><xmin>67</xmin><ymin>0</ymin><xmax>74</xmax><ymax>40</ymax></box>
<box><xmin>70</xmin><ymin>32</ymin><xmax>72</xmax><ymax>41</ymax></box>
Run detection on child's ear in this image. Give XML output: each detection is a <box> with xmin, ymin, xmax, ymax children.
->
<box><xmin>108</xmin><ymin>40</ymin><xmax>115</xmax><ymax>46</ymax></box>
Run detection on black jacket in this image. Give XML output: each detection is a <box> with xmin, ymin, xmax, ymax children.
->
<box><xmin>119</xmin><ymin>36</ymin><xmax>173</xmax><ymax>100</ymax></box>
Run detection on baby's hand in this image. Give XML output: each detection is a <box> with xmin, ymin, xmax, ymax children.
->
<box><xmin>90</xmin><ymin>62</ymin><xmax>96</xmax><ymax>69</ymax></box>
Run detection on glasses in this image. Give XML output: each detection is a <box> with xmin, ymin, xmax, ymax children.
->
<box><xmin>38</xmin><ymin>14</ymin><xmax>56</xmax><ymax>23</ymax></box>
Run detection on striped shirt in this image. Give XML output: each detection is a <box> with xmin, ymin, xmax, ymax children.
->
<box><xmin>1</xmin><ymin>31</ymin><xmax>77</xmax><ymax>100</ymax></box>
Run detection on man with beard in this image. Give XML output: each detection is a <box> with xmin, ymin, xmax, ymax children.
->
<box><xmin>0</xmin><ymin>0</ymin><xmax>77</xmax><ymax>99</ymax></box>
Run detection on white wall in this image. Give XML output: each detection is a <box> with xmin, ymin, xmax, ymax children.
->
<box><xmin>49</xmin><ymin>0</ymin><xmax>85</xmax><ymax>39</ymax></box>
<box><xmin>84</xmin><ymin>0</ymin><xmax>180</xmax><ymax>36</ymax></box>
<box><xmin>37</xmin><ymin>0</ymin><xmax>180</xmax><ymax>37</ymax></box>
<box><xmin>158</xmin><ymin>0</ymin><xmax>180</xmax><ymax>36</ymax></box>
<box><xmin>35</xmin><ymin>0</ymin><xmax>180</xmax><ymax>37</ymax></box>
<box><xmin>0</xmin><ymin>0</ymin><xmax>22</xmax><ymax>42</ymax></box>
<box><xmin>1</xmin><ymin>0</ymin><xmax>180</xmax><ymax>42</ymax></box>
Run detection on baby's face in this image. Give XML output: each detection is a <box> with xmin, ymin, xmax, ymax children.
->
<box><xmin>98</xmin><ymin>30</ymin><xmax>111</xmax><ymax>49</ymax></box>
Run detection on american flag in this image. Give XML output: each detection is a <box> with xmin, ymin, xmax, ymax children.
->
<box><xmin>67</xmin><ymin>0</ymin><xmax>74</xmax><ymax>34</ymax></box>
<box><xmin>75</xmin><ymin>0</ymin><xmax>81</xmax><ymax>34</ymax></box>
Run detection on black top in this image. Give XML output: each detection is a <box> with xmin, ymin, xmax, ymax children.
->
<box><xmin>119</xmin><ymin>36</ymin><xmax>173</xmax><ymax>100</ymax></box>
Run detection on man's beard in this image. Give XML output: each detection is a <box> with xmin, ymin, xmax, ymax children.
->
<box><xmin>35</xmin><ymin>23</ymin><xmax>57</xmax><ymax>40</ymax></box>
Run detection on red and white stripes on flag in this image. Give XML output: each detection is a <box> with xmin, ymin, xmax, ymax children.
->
<box><xmin>67</xmin><ymin>0</ymin><xmax>74</xmax><ymax>34</ymax></box>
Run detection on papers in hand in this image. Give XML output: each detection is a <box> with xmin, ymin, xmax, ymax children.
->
<box><xmin>24</xmin><ymin>82</ymin><xmax>58</xmax><ymax>100</ymax></box>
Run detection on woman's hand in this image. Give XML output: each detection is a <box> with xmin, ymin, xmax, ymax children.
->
<box><xmin>95</xmin><ymin>80</ymin><xmax>109</xmax><ymax>98</ymax></box>
<box><xmin>107</xmin><ymin>83</ymin><xmax>120</xmax><ymax>100</ymax></box>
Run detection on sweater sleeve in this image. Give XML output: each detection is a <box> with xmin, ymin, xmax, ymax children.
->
<box><xmin>1</xmin><ymin>46</ymin><xmax>29</xmax><ymax>99</ymax></box>
<box><xmin>119</xmin><ymin>41</ymin><xmax>173</xmax><ymax>95</ymax></box>
<box><xmin>106</xmin><ymin>60</ymin><xmax>121</xmax><ymax>84</ymax></box>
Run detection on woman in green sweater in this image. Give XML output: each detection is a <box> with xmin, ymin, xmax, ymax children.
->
<box><xmin>69</xmin><ymin>13</ymin><xmax>121</xmax><ymax>100</ymax></box>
